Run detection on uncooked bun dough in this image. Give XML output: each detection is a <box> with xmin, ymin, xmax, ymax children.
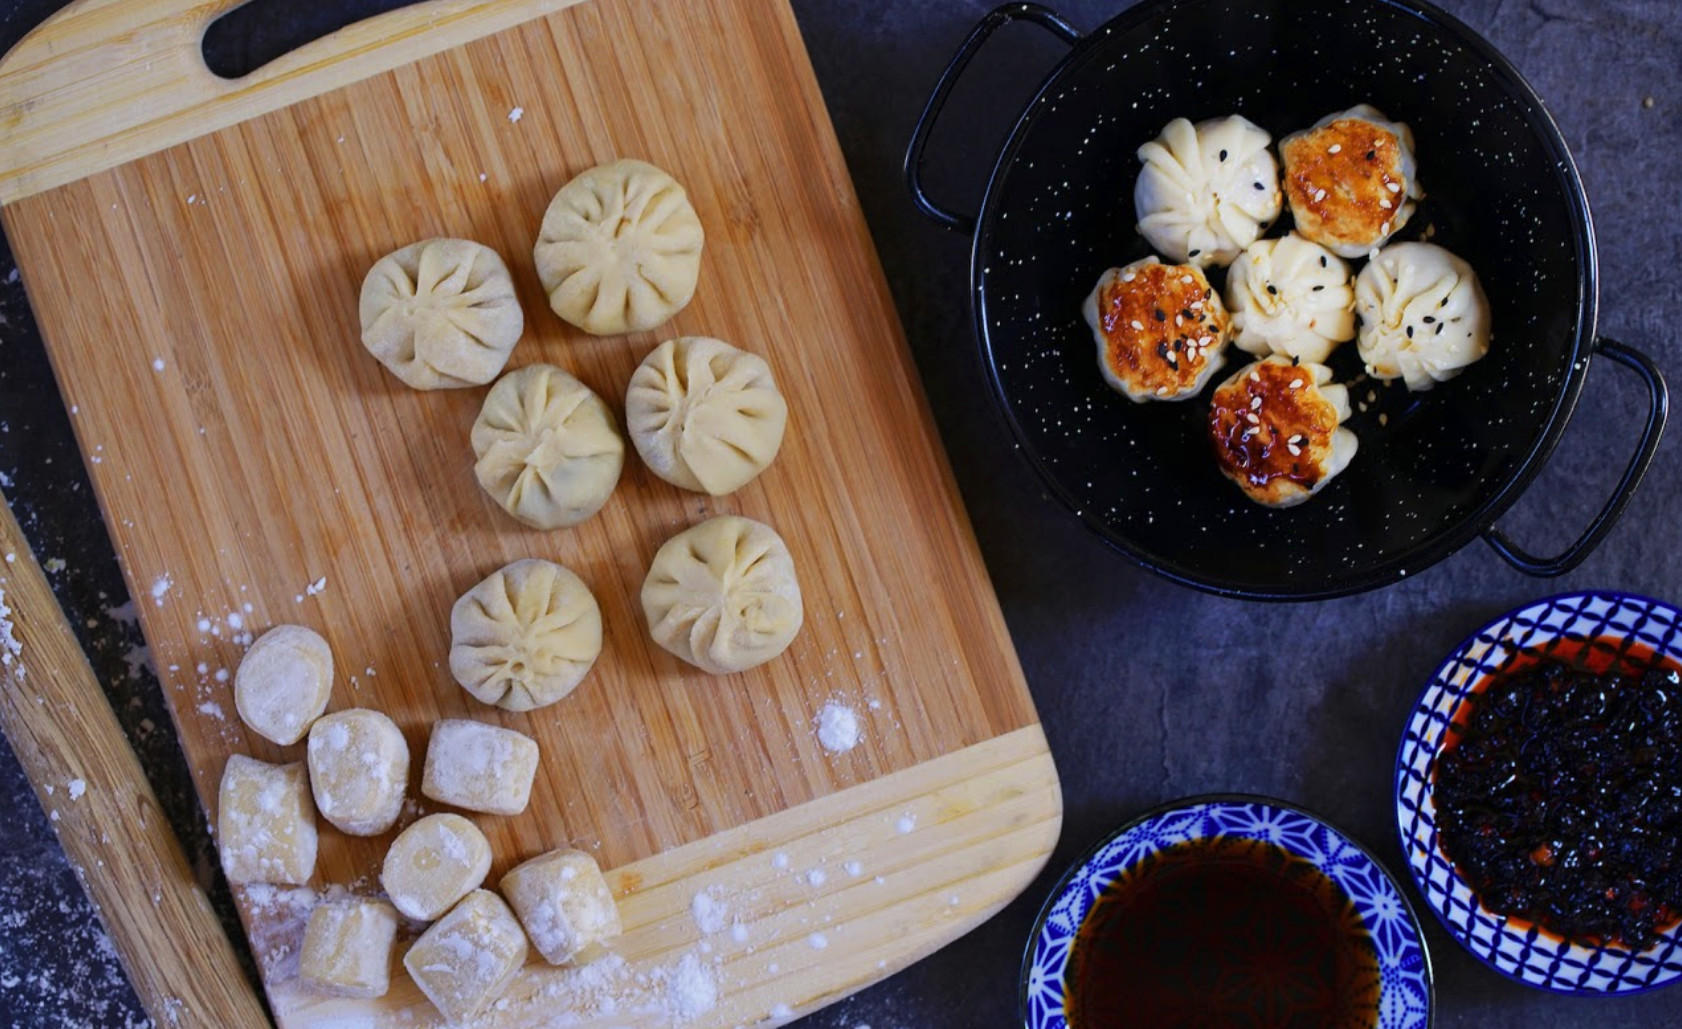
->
<box><xmin>359</xmin><ymin>238</ymin><xmax>523</xmax><ymax>389</ymax></box>
<box><xmin>450</xmin><ymin>559</ymin><xmax>602</xmax><ymax>712</ymax></box>
<box><xmin>533</xmin><ymin>159</ymin><xmax>704</xmax><ymax>336</ymax></box>
<box><xmin>472</xmin><ymin>364</ymin><xmax>625</xmax><ymax>530</ymax></box>
<box><xmin>306</xmin><ymin>709</ymin><xmax>408</xmax><ymax>836</ymax></box>
<box><xmin>381</xmin><ymin>813</ymin><xmax>491</xmax><ymax>922</ymax></box>
<box><xmin>626</xmin><ymin>337</ymin><xmax>788</xmax><ymax>495</ymax></box>
<box><xmin>234</xmin><ymin>625</ymin><xmax>333</xmax><ymax>746</ymax></box>
<box><xmin>642</xmin><ymin>515</ymin><xmax>803</xmax><ymax>675</ymax></box>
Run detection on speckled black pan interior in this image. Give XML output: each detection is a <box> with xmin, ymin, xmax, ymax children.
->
<box><xmin>973</xmin><ymin>0</ymin><xmax>1594</xmax><ymax>598</ymax></box>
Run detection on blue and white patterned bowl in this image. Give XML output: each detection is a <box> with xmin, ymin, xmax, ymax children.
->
<box><xmin>1395</xmin><ymin>591</ymin><xmax>1682</xmax><ymax>994</ymax></box>
<box><xmin>1021</xmin><ymin>795</ymin><xmax>1433</xmax><ymax>1028</ymax></box>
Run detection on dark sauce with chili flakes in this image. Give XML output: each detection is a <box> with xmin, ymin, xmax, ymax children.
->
<box><xmin>1435</xmin><ymin>640</ymin><xmax>1682</xmax><ymax>950</ymax></box>
<box><xmin>1064</xmin><ymin>836</ymin><xmax>1380</xmax><ymax>1029</ymax></box>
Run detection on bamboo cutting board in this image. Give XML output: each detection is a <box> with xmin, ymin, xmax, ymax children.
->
<box><xmin>0</xmin><ymin>1</ymin><xmax>1062</xmax><ymax>1026</ymax></box>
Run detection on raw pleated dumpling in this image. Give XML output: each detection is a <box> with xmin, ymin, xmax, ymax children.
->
<box><xmin>450</xmin><ymin>559</ymin><xmax>603</xmax><ymax>712</ymax></box>
<box><xmin>626</xmin><ymin>337</ymin><xmax>788</xmax><ymax>495</ymax></box>
<box><xmin>1226</xmin><ymin>233</ymin><xmax>1356</xmax><ymax>364</ymax></box>
<box><xmin>642</xmin><ymin>515</ymin><xmax>803</xmax><ymax>675</ymax></box>
<box><xmin>534</xmin><ymin>159</ymin><xmax>704</xmax><ymax>336</ymax></box>
<box><xmin>1135</xmin><ymin>115</ymin><xmax>1282</xmax><ymax>268</ymax></box>
<box><xmin>472</xmin><ymin>364</ymin><xmax>624</xmax><ymax>529</ymax></box>
<box><xmin>1355</xmin><ymin>242</ymin><xmax>1491</xmax><ymax>390</ymax></box>
<box><xmin>359</xmin><ymin>238</ymin><xmax>523</xmax><ymax>389</ymax></box>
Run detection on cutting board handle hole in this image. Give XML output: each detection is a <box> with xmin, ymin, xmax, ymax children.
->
<box><xmin>202</xmin><ymin>0</ymin><xmax>420</xmax><ymax>79</ymax></box>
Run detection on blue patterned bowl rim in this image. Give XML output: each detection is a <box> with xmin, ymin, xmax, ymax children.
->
<box><xmin>1020</xmin><ymin>793</ymin><xmax>1435</xmax><ymax>1029</ymax></box>
<box><xmin>1393</xmin><ymin>590</ymin><xmax>1682</xmax><ymax>996</ymax></box>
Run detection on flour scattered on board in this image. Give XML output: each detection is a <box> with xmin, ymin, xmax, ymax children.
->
<box><xmin>66</xmin><ymin>779</ymin><xmax>87</xmax><ymax>801</ymax></box>
<box><xmin>666</xmin><ymin>952</ymin><xmax>717</xmax><ymax>1019</ymax></box>
<box><xmin>0</xmin><ymin>585</ymin><xmax>22</xmax><ymax>679</ymax></box>
<box><xmin>815</xmin><ymin>700</ymin><xmax>861</xmax><ymax>753</ymax></box>
<box><xmin>508</xmin><ymin>106</ymin><xmax>525</xmax><ymax>123</ymax></box>
<box><xmin>896</xmin><ymin>813</ymin><xmax>917</xmax><ymax>834</ymax></box>
<box><xmin>772</xmin><ymin>851</ymin><xmax>789</xmax><ymax>870</ymax></box>
<box><xmin>690</xmin><ymin>888</ymin><xmax>729</xmax><ymax>935</ymax></box>
<box><xmin>151</xmin><ymin>358</ymin><xmax>165</xmax><ymax>372</ymax></box>
<box><xmin>805</xmin><ymin>867</ymin><xmax>826</xmax><ymax>888</ymax></box>
<box><xmin>149</xmin><ymin>574</ymin><xmax>172</xmax><ymax>605</ymax></box>
<box><xmin>807</xmin><ymin>932</ymin><xmax>829</xmax><ymax>950</ymax></box>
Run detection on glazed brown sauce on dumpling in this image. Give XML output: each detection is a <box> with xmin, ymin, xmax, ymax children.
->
<box><xmin>1208</xmin><ymin>361</ymin><xmax>1339</xmax><ymax>490</ymax></box>
<box><xmin>1092</xmin><ymin>262</ymin><xmax>1227</xmax><ymax>397</ymax></box>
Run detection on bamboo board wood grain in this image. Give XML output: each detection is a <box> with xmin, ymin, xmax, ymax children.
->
<box><xmin>0</xmin><ymin>0</ymin><xmax>1064</xmax><ymax>1025</ymax></box>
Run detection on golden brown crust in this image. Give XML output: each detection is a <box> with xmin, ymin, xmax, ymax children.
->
<box><xmin>1281</xmin><ymin>120</ymin><xmax>1407</xmax><ymax>252</ymax></box>
<box><xmin>1092</xmin><ymin>262</ymin><xmax>1230</xmax><ymax>398</ymax></box>
<box><xmin>1207</xmin><ymin>361</ymin><xmax>1340</xmax><ymax>506</ymax></box>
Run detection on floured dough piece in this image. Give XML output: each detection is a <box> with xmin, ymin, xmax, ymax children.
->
<box><xmin>359</xmin><ymin>238</ymin><xmax>523</xmax><ymax>389</ymax></box>
<box><xmin>472</xmin><ymin>364</ymin><xmax>625</xmax><ymax>530</ymax></box>
<box><xmin>404</xmin><ymin>890</ymin><xmax>528</xmax><ymax>1024</ymax></box>
<box><xmin>534</xmin><ymin>159</ymin><xmax>704</xmax><ymax>335</ymax></box>
<box><xmin>234</xmin><ymin>625</ymin><xmax>333</xmax><ymax>746</ymax></box>
<box><xmin>306</xmin><ymin>709</ymin><xmax>408</xmax><ymax>836</ymax></box>
<box><xmin>421</xmin><ymin>719</ymin><xmax>540</xmax><ymax>816</ymax></box>
<box><xmin>381</xmin><ymin>813</ymin><xmax>491</xmax><ymax>921</ymax></box>
<box><xmin>300</xmin><ymin>898</ymin><xmax>398</xmax><ymax>999</ymax></box>
<box><xmin>642</xmin><ymin>515</ymin><xmax>803</xmax><ymax>675</ymax></box>
<box><xmin>626</xmin><ymin>337</ymin><xmax>788</xmax><ymax>495</ymax></box>
<box><xmin>218</xmin><ymin>755</ymin><xmax>318</xmax><ymax>886</ymax></box>
<box><xmin>500</xmin><ymin>848</ymin><xmax>622</xmax><ymax>965</ymax></box>
<box><xmin>450</xmin><ymin>559</ymin><xmax>602</xmax><ymax>712</ymax></box>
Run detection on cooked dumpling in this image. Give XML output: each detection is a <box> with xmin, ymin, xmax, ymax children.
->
<box><xmin>359</xmin><ymin>238</ymin><xmax>523</xmax><ymax>390</ymax></box>
<box><xmin>450</xmin><ymin>559</ymin><xmax>603</xmax><ymax>712</ymax></box>
<box><xmin>472</xmin><ymin>364</ymin><xmax>624</xmax><ymax>529</ymax></box>
<box><xmin>534</xmin><ymin>159</ymin><xmax>704</xmax><ymax>336</ymax></box>
<box><xmin>1081</xmin><ymin>257</ymin><xmax>1230</xmax><ymax>402</ymax></box>
<box><xmin>1226</xmin><ymin>233</ymin><xmax>1356</xmax><ymax>364</ymax></box>
<box><xmin>1207</xmin><ymin>357</ymin><xmax>1358</xmax><ymax>508</ymax></box>
<box><xmin>1280</xmin><ymin>105</ymin><xmax>1423</xmax><ymax>259</ymax></box>
<box><xmin>1135</xmin><ymin>115</ymin><xmax>1282</xmax><ymax>268</ymax></box>
<box><xmin>626</xmin><ymin>337</ymin><xmax>788</xmax><ymax>495</ymax></box>
<box><xmin>642</xmin><ymin>515</ymin><xmax>802</xmax><ymax>675</ymax></box>
<box><xmin>1355</xmin><ymin>242</ymin><xmax>1491</xmax><ymax>390</ymax></box>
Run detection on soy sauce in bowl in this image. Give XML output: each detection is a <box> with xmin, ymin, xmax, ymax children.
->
<box><xmin>1066</xmin><ymin>835</ymin><xmax>1381</xmax><ymax>1028</ymax></box>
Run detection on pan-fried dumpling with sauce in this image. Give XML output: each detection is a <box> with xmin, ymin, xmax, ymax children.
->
<box><xmin>359</xmin><ymin>238</ymin><xmax>523</xmax><ymax>389</ymax></box>
<box><xmin>1134</xmin><ymin>115</ymin><xmax>1282</xmax><ymax>268</ymax></box>
<box><xmin>1280</xmin><ymin>105</ymin><xmax>1423</xmax><ymax>258</ymax></box>
<box><xmin>1355</xmin><ymin>242</ymin><xmax>1491</xmax><ymax>390</ymax></box>
<box><xmin>1226</xmin><ymin>233</ymin><xmax>1356</xmax><ymax>364</ymax></box>
<box><xmin>1207</xmin><ymin>357</ymin><xmax>1357</xmax><ymax>508</ymax></box>
<box><xmin>1082</xmin><ymin>257</ymin><xmax>1231</xmax><ymax>402</ymax></box>
<box><xmin>534</xmin><ymin>159</ymin><xmax>704</xmax><ymax>336</ymax></box>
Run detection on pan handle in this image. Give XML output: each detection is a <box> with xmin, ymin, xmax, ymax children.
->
<box><xmin>1483</xmin><ymin>337</ymin><xmax>1669</xmax><ymax>577</ymax></box>
<box><xmin>904</xmin><ymin>2</ymin><xmax>1083</xmax><ymax>234</ymax></box>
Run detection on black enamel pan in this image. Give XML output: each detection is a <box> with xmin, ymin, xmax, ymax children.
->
<box><xmin>905</xmin><ymin>0</ymin><xmax>1668</xmax><ymax>600</ymax></box>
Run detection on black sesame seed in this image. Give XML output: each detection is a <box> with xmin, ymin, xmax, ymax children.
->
<box><xmin>1436</xmin><ymin>323</ymin><xmax>1445</xmax><ymax>335</ymax></box>
<box><xmin>1407</xmin><ymin>325</ymin><xmax>1415</xmax><ymax>338</ymax></box>
<box><xmin>1189</xmin><ymin>248</ymin><xmax>1202</xmax><ymax>257</ymax></box>
<box><xmin>1319</xmin><ymin>255</ymin><xmax>1328</xmax><ymax>268</ymax></box>
<box><xmin>1424</xmin><ymin>316</ymin><xmax>1436</xmax><ymax>324</ymax></box>
<box><xmin>1154</xmin><ymin>309</ymin><xmax>1167</xmax><ymax>322</ymax></box>
<box><xmin>1311</xmin><ymin>285</ymin><xmax>1325</xmax><ymax>292</ymax></box>
<box><xmin>1219</xmin><ymin>149</ymin><xmax>1229</xmax><ymax>161</ymax></box>
<box><xmin>1266</xmin><ymin>284</ymin><xmax>1278</xmax><ymax>295</ymax></box>
<box><xmin>1180</xmin><ymin>308</ymin><xmax>1193</xmax><ymax>320</ymax></box>
<box><xmin>1366</xmin><ymin>149</ymin><xmax>1377</xmax><ymax>161</ymax></box>
<box><xmin>1253</xmin><ymin>181</ymin><xmax>1265</xmax><ymax>190</ymax></box>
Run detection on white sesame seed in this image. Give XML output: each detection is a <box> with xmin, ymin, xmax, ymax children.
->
<box><xmin>1242</xmin><ymin>429</ymin><xmax>1256</xmax><ymax>441</ymax></box>
<box><xmin>1287</xmin><ymin>443</ymin><xmax>1302</xmax><ymax>456</ymax></box>
<box><xmin>1289</xmin><ymin>378</ymin><xmax>1304</xmax><ymax>389</ymax></box>
<box><xmin>1250</xmin><ymin>396</ymin><xmax>1263</xmax><ymax>410</ymax></box>
<box><xmin>1175</xmin><ymin>315</ymin><xmax>1184</xmax><ymax>326</ymax></box>
<box><xmin>1181</xmin><ymin>275</ymin><xmax>1194</xmax><ymax>284</ymax></box>
<box><xmin>1246</xmin><ymin>412</ymin><xmax>1260</xmax><ymax>424</ymax></box>
<box><xmin>1381</xmin><ymin>221</ymin><xmax>1391</xmax><ymax>234</ymax></box>
<box><xmin>1130</xmin><ymin>320</ymin><xmax>1144</xmax><ymax>330</ymax></box>
<box><xmin>1249</xmin><ymin>371</ymin><xmax>1260</xmax><ymax>382</ymax></box>
<box><xmin>1379</xmin><ymin>413</ymin><xmax>1390</xmax><ymax>426</ymax></box>
<box><xmin>1155</xmin><ymin>386</ymin><xmax>1169</xmax><ymax>395</ymax></box>
<box><xmin>1379</xmin><ymin>198</ymin><xmax>1393</xmax><ymax>209</ymax></box>
<box><xmin>1386</xmin><ymin>181</ymin><xmax>1402</xmax><ymax>193</ymax></box>
<box><xmin>1313</xmin><ymin>188</ymin><xmax>1327</xmax><ymax>202</ymax></box>
<box><xmin>1328</xmin><ymin>144</ymin><xmax>1342</xmax><ymax>154</ymax></box>
<box><xmin>1122</xmin><ymin>273</ymin><xmax>1136</xmax><ymax>282</ymax></box>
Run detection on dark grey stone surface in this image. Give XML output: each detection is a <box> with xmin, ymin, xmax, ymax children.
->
<box><xmin>1</xmin><ymin>0</ymin><xmax>1679</xmax><ymax>1025</ymax></box>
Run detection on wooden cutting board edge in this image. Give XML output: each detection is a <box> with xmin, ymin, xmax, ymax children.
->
<box><xmin>0</xmin><ymin>1</ymin><xmax>1065</xmax><ymax>1026</ymax></box>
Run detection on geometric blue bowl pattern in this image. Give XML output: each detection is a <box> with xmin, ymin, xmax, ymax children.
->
<box><xmin>1023</xmin><ymin>796</ymin><xmax>1432</xmax><ymax>1028</ymax></box>
<box><xmin>1394</xmin><ymin>590</ymin><xmax>1682</xmax><ymax>995</ymax></box>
